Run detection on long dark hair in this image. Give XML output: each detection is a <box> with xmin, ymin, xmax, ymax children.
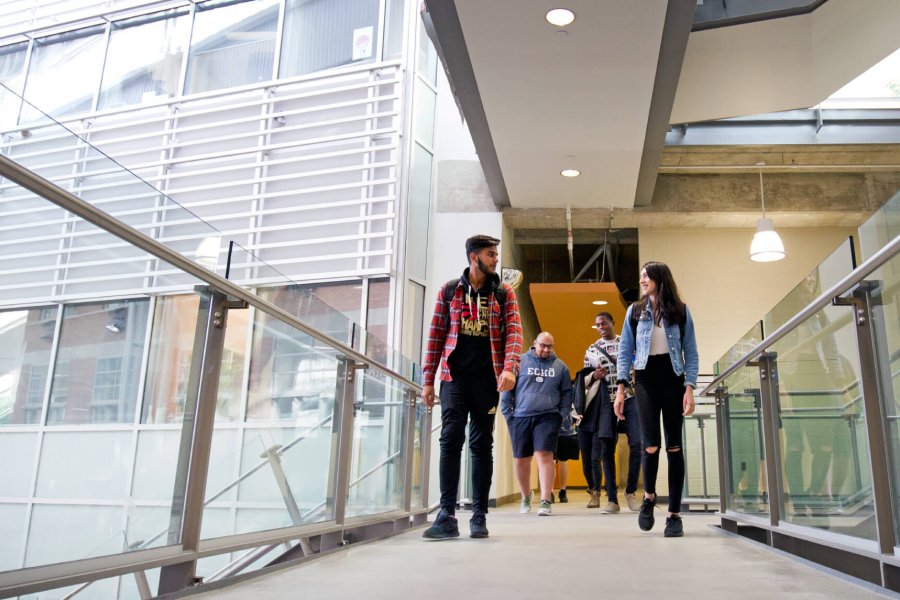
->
<box><xmin>632</xmin><ymin>261</ymin><xmax>686</xmax><ymax>327</ymax></box>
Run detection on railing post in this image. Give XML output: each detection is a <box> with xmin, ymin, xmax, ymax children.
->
<box><xmin>714</xmin><ymin>384</ymin><xmax>730</xmax><ymax>514</ymax></box>
<box><xmin>158</xmin><ymin>288</ymin><xmax>239</xmax><ymax>595</ymax></box>
<box><xmin>402</xmin><ymin>388</ymin><xmax>417</xmax><ymax>512</ymax></box>
<box><xmin>756</xmin><ymin>352</ymin><xmax>784</xmax><ymax>527</ymax></box>
<box><xmin>834</xmin><ymin>280</ymin><xmax>897</xmax><ymax>555</ymax></box>
<box><xmin>327</xmin><ymin>356</ymin><xmax>365</xmax><ymax>525</ymax></box>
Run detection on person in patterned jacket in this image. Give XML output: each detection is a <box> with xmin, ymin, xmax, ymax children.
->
<box><xmin>585</xmin><ymin>312</ymin><xmax>642</xmax><ymax>514</ymax></box>
<box><xmin>421</xmin><ymin>234</ymin><xmax>523</xmax><ymax>540</ymax></box>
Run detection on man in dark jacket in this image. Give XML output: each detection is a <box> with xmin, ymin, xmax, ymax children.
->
<box><xmin>421</xmin><ymin>235</ymin><xmax>523</xmax><ymax>540</ymax></box>
<box><xmin>501</xmin><ymin>332</ymin><xmax>573</xmax><ymax>517</ymax></box>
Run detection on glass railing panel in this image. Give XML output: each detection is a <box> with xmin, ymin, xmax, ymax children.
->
<box><xmin>227</xmin><ymin>241</ymin><xmax>358</xmax><ymax>351</ymax></box>
<box><xmin>683</xmin><ymin>397</ymin><xmax>719</xmax><ymax>503</ymax></box>
<box><xmin>722</xmin><ymin>365</ymin><xmax>768</xmax><ymax>516</ymax></box>
<box><xmin>428</xmin><ymin>403</ymin><xmax>442</xmax><ymax>507</ymax></box>
<box><xmin>769</xmin><ymin>304</ymin><xmax>874</xmax><ymax>540</ymax></box>
<box><xmin>0</xmin><ymin>192</ymin><xmax>224</xmax><ymax>571</ymax></box>
<box><xmin>141</xmin><ymin>294</ymin><xmax>247</xmax><ymax>424</ymax></box>
<box><xmin>716</xmin><ymin>320</ymin><xmax>763</xmax><ymax>375</ymax></box>
<box><xmin>867</xmin><ymin>253</ymin><xmax>900</xmax><ymax>548</ymax></box>
<box><xmin>227</xmin><ymin>240</ymin><xmax>419</xmax><ymax>378</ymax></box>
<box><xmin>763</xmin><ymin>237</ymin><xmax>855</xmax><ymax>335</ymax></box>
<box><xmin>858</xmin><ymin>190</ymin><xmax>900</xmax><ymax>262</ymax></box>
<box><xmin>411</xmin><ymin>401</ymin><xmax>429</xmax><ymax>508</ymax></box>
<box><xmin>0</xmin><ymin>83</ymin><xmax>229</xmax><ymax>300</ymax></box>
<box><xmin>345</xmin><ymin>371</ymin><xmax>409</xmax><ymax>518</ymax></box>
<box><xmin>208</xmin><ymin>309</ymin><xmax>343</xmax><ymax>536</ymax></box>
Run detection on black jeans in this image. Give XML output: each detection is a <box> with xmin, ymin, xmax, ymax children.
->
<box><xmin>577</xmin><ymin>427</ymin><xmax>603</xmax><ymax>492</ymax></box>
<box><xmin>635</xmin><ymin>354</ymin><xmax>686</xmax><ymax>514</ymax></box>
<box><xmin>599</xmin><ymin>397</ymin><xmax>642</xmax><ymax>503</ymax></box>
<box><xmin>438</xmin><ymin>372</ymin><xmax>498</xmax><ymax>515</ymax></box>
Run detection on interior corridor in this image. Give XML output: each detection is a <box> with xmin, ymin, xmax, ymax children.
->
<box><xmin>186</xmin><ymin>491</ymin><xmax>892</xmax><ymax>600</ymax></box>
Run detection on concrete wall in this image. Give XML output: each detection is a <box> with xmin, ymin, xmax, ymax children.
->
<box><xmin>639</xmin><ymin>226</ymin><xmax>856</xmax><ymax>376</ymax></box>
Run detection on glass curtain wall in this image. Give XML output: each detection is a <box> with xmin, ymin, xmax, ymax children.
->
<box><xmin>280</xmin><ymin>0</ymin><xmax>381</xmax><ymax>78</ymax></box>
<box><xmin>21</xmin><ymin>26</ymin><xmax>106</xmax><ymax>122</ymax></box>
<box><xmin>185</xmin><ymin>0</ymin><xmax>280</xmax><ymax>95</ymax></box>
<box><xmin>0</xmin><ymin>41</ymin><xmax>28</xmax><ymax>129</ymax></box>
<box><xmin>99</xmin><ymin>8</ymin><xmax>192</xmax><ymax>110</ymax></box>
<box><xmin>1</xmin><ymin>0</ymin><xmax>404</xmax><ymax>125</ymax></box>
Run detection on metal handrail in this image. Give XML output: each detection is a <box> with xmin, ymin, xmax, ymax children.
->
<box><xmin>0</xmin><ymin>153</ymin><xmax>422</xmax><ymax>393</ymax></box>
<box><xmin>702</xmin><ymin>232</ymin><xmax>900</xmax><ymax>396</ymax></box>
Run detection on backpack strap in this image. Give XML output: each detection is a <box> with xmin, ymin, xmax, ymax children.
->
<box><xmin>441</xmin><ymin>279</ymin><xmax>458</xmax><ymax>305</ymax></box>
<box><xmin>443</xmin><ymin>279</ymin><xmax>507</xmax><ymax>312</ymax></box>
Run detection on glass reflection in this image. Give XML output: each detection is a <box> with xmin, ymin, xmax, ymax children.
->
<box><xmin>143</xmin><ymin>294</ymin><xmax>246</xmax><ymax>423</ymax></box>
<box><xmin>99</xmin><ymin>9</ymin><xmax>191</xmax><ymax>110</ymax></box>
<box><xmin>345</xmin><ymin>372</ymin><xmax>407</xmax><ymax>517</ymax></box>
<box><xmin>185</xmin><ymin>0</ymin><xmax>278</xmax><ymax>95</ymax></box>
<box><xmin>280</xmin><ymin>0</ymin><xmax>380</xmax><ymax>78</ymax></box>
<box><xmin>22</xmin><ymin>26</ymin><xmax>105</xmax><ymax>121</ymax></box>
<box><xmin>246</xmin><ymin>303</ymin><xmax>340</xmax><ymax>421</ymax></box>
<box><xmin>772</xmin><ymin>274</ymin><xmax>872</xmax><ymax>539</ymax></box>
<box><xmin>48</xmin><ymin>299</ymin><xmax>149</xmax><ymax>424</ymax></box>
<box><xmin>723</xmin><ymin>367</ymin><xmax>768</xmax><ymax>516</ymax></box>
<box><xmin>0</xmin><ymin>307</ymin><xmax>57</xmax><ymax>425</ymax></box>
<box><xmin>0</xmin><ymin>42</ymin><xmax>28</xmax><ymax>129</ymax></box>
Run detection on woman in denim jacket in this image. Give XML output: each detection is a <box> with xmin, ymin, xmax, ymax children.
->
<box><xmin>614</xmin><ymin>261</ymin><xmax>699</xmax><ymax>538</ymax></box>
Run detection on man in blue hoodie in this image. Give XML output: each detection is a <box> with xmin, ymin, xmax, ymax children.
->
<box><xmin>501</xmin><ymin>332</ymin><xmax>573</xmax><ymax>517</ymax></box>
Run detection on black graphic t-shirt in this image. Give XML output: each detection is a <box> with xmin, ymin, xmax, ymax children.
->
<box><xmin>448</xmin><ymin>288</ymin><xmax>493</xmax><ymax>377</ymax></box>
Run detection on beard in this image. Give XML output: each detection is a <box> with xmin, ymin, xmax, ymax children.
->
<box><xmin>476</xmin><ymin>256</ymin><xmax>495</xmax><ymax>275</ymax></box>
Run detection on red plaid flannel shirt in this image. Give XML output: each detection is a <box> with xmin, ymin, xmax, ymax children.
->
<box><xmin>421</xmin><ymin>281</ymin><xmax>523</xmax><ymax>387</ymax></box>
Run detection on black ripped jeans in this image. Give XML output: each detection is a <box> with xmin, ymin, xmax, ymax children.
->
<box><xmin>634</xmin><ymin>354</ymin><xmax>686</xmax><ymax>514</ymax></box>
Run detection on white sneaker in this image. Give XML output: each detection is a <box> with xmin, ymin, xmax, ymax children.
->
<box><xmin>537</xmin><ymin>500</ymin><xmax>552</xmax><ymax>516</ymax></box>
<box><xmin>520</xmin><ymin>491</ymin><xmax>534</xmax><ymax>513</ymax></box>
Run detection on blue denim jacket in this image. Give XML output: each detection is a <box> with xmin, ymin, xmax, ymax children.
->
<box><xmin>616</xmin><ymin>302</ymin><xmax>699</xmax><ymax>389</ymax></box>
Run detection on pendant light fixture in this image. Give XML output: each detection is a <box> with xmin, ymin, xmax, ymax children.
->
<box><xmin>749</xmin><ymin>164</ymin><xmax>786</xmax><ymax>262</ymax></box>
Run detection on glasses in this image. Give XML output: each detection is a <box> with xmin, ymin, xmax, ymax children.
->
<box><xmin>537</xmin><ymin>343</ymin><xmax>554</xmax><ymax>349</ymax></box>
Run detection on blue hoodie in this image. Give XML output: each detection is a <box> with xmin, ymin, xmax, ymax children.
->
<box><xmin>500</xmin><ymin>348</ymin><xmax>573</xmax><ymax>419</ymax></box>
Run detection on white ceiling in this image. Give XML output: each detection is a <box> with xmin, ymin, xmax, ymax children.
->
<box><xmin>431</xmin><ymin>0</ymin><xmax>900</xmax><ymax>212</ymax></box>
<box><xmin>453</xmin><ymin>0</ymin><xmax>669</xmax><ymax>210</ymax></box>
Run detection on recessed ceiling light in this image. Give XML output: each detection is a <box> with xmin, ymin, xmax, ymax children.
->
<box><xmin>592</xmin><ymin>300</ymin><xmax>608</xmax><ymax>306</ymax></box>
<box><xmin>561</xmin><ymin>168</ymin><xmax>581</xmax><ymax>178</ymax></box>
<box><xmin>546</xmin><ymin>8</ymin><xmax>575</xmax><ymax>27</ymax></box>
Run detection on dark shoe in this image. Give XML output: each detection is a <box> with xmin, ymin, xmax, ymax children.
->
<box><xmin>422</xmin><ymin>509</ymin><xmax>459</xmax><ymax>540</ymax></box>
<box><xmin>469</xmin><ymin>513</ymin><xmax>489</xmax><ymax>538</ymax></box>
<box><xmin>664</xmin><ymin>514</ymin><xmax>684</xmax><ymax>537</ymax></box>
<box><xmin>559</xmin><ymin>489</ymin><xmax>568</xmax><ymax>503</ymax></box>
<box><xmin>638</xmin><ymin>496</ymin><xmax>656</xmax><ymax>531</ymax></box>
<box><xmin>550</xmin><ymin>492</ymin><xmax>555</xmax><ymax>504</ymax></box>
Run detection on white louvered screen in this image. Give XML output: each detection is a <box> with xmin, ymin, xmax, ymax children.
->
<box><xmin>0</xmin><ymin>62</ymin><xmax>402</xmax><ymax>308</ymax></box>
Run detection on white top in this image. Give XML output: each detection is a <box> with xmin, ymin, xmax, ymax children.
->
<box><xmin>649</xmin><ymin>320</ymin><xmax>669</xmax><ymax>355</ymax></box>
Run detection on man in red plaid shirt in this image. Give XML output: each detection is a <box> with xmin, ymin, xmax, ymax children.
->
<box><xmin>421</xmin><ymin>235</ymin><xmax>523</xmax><ymax>540</ymax></box>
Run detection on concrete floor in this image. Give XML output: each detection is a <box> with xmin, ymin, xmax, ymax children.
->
<box><xmin>191</xmin><ymin>491</ymin><xmax>892</xmax><ymax>599</ymax></box>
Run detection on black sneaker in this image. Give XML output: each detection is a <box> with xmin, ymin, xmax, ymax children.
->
<box><xmin>422</xmin><ymin>509</ymin><xmax>459</xmax><ymax>540</ymax></box>
<box><xmin>558</xmin><ymin>489</ymin><xmax>568</xmax><ymax>503</ymax></box>
<box><xmin>469</xmin><ymin>513</ymin><xmax>489</xmax><ymax>538</ymax></box>
<box><xmin>664</xmin><ymin>514</ymin><xmax>684</xmax><ymax>537</ymax></box>
<box><xmin>638</xmin><ymin>496</ymin><xmax>656</xmax><ymax>531</ymax></box>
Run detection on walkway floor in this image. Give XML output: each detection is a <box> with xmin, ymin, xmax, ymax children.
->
<box><xmin>191</xmin><ymin>491</ymin><xmax>891</xmax><ymax>599</ymax></box>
